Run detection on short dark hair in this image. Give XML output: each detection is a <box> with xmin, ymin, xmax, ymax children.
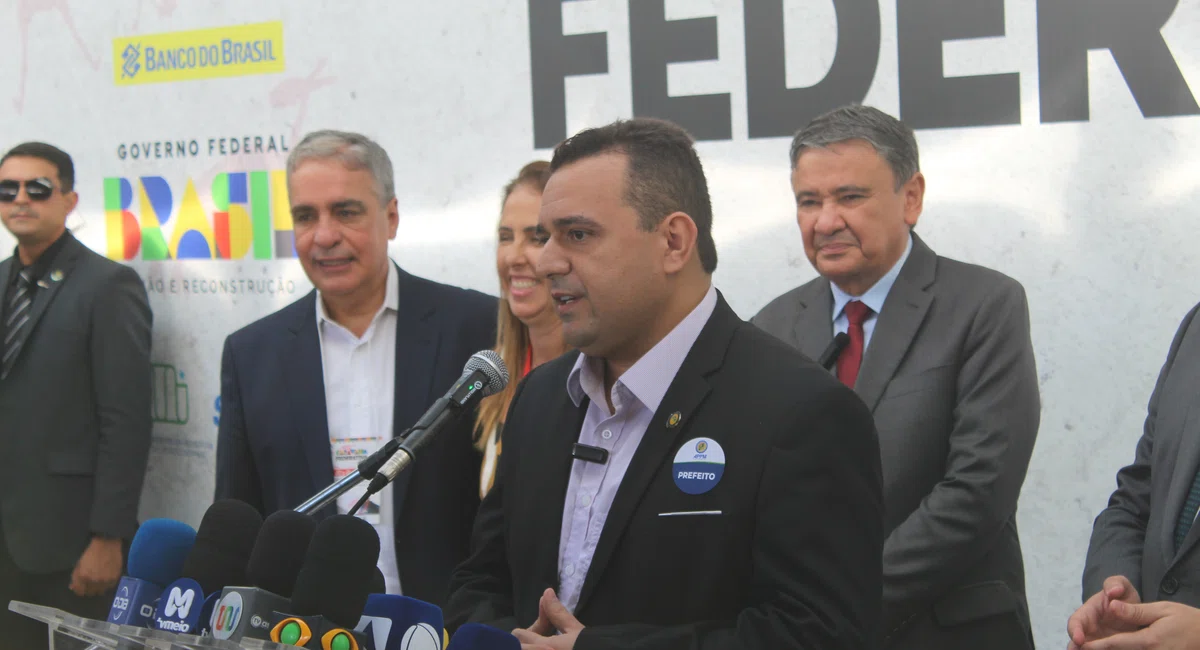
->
<box><xmin>0</xmin><ymin>142</ymin><xmax>76</xmax><ymax>191</ymax></box>
<box><xmin>790</xmin><ymin>104</ymin><xmax>919</xmax><ymax>190</ymax></box>
<box><xmin>548</xmin><ymin>118</ymin><xmax>717</xmax><ymax>273</ymax></box>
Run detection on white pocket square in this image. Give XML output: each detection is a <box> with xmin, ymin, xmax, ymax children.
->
<box><xmin>657</xmin><ymin>510</ymin><xmax>723</xmax><ymax>517</ymax></box>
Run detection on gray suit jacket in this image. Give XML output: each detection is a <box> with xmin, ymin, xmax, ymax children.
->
<box><xmin>0</xmin><ymin>231</ymin><xmax>152</xmax><ymax>573</ymax></box>
<box><xmin>753</xmin><ymin>233</ymin><xmax>1040</xmax><ymax>650</ymax></box>
<box><xmin>1084</xmin><ymin>302</ymin><xmax>1200</xmax><ymax>606</ymax></box>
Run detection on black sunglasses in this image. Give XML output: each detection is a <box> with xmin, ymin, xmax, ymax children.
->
<box><xmin>0</xmin><ymin>177</ymin><xmax>56</xmax><ymax>203</ymax></box>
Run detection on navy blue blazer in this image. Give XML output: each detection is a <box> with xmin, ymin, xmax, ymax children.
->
<box><xmin>215</xmin><ymin>263</ymin><xmax>497</xmax><ymax>607</ymax></box>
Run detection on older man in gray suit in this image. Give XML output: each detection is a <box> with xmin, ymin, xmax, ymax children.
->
<box><xmin>1069</xmin><ymin>304</ymin><xmax>1200</xmax><ymax>649</ymax></box>
<box><xmin>752</xmin><ymin>105</ymin><xmax>1040</xmax><ymax>650</ymax></box>
<box><xmin>0</xmin><ymin>142</ymin><xmax>152</xmax><ymax>649</ymax></box>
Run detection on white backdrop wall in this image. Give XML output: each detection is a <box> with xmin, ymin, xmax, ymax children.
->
<box><xmin>5</xmin><ymin>1</ymin><xmax>1200</xmax><ymax>647</ymax></box>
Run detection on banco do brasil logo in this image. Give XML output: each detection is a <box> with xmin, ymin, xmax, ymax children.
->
<box><xmin>113</xmin><ymin>21</ymin><xmax>284</xmax><ymax>86</ymax></box>
<box><xmin>104</xmin><ymin>170</ymin><xmax>295</xmax><ymax>261</ymax></box>
<box><xmin>121</xmin><ymin>43</ymin><xmax>141</xmax><ymax>79</ymax></box>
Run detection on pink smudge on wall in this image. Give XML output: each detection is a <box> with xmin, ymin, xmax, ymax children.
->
<box><xmin>128</xmin><ymin>0</ymin><xmax>179</xmax><ymax>32</ymax></box>
<box><xmin>13</xmin><ymin>0</ymin><xmax>101</xmax><ymax>113</ymax></box>
<box><xmin>270</xmin><ymin>59</ymin><xmax>337</xmax><ymax>142</ymax></box>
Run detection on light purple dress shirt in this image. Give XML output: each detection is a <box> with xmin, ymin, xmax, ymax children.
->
<box><xmin>557</xmin><ymin>285</ymin><xmax>718</xmax><ymax>613</ymax></box>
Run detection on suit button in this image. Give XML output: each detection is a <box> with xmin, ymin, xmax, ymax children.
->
<box><xmin>1162</xmin><ymin>576</ymin><xmax>1180</xmax><ymax>595</ymax></box>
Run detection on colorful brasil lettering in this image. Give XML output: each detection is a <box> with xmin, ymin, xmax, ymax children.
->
<box><xmin>104</xmin><ymin>170</ymin><xmax>295</xmax><ymax>261</ymax></box>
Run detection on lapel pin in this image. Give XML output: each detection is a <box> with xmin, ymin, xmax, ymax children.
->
<box><xmin>50</xmin><ymin>269</ymin><xmax>63</xmax><ymax>283</ymax></box>
<box><xmin>36</xmin><ymin>279</ymin><xmax>49</xmax><ymax>289</ymax></box>
<box><xmin>666</xmin><ymin>412</ymin><xmax>682</xmax><ymax>428</ymax></box>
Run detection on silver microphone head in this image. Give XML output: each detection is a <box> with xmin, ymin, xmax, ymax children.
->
<box><xmin>465</xmin><ymin>350</ymin><xmax>509</xmax><ymax>397</ymax></box>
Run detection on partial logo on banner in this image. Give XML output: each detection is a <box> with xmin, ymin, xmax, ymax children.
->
<box><xmin>152</xmin><ymin>363</ymin><xmax>189</xmax><ymax>425</ymax></box>
<box><xmin>113</xmin><ymin>21</ymin><xmax>285</xmax><ymax>86</ymax></box>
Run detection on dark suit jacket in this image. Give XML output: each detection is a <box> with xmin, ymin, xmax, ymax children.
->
<box><xmin>0</xmin><ymin>231</ymin><xmax>153</xmax><ymax>573</ymax></box>
<box><xmin>1084</xmin><ymin>302</ymin><xmax>1200</xmax><ymax>606</ymax></box>
<box><xmin>752</xmin><ymin>234</ymin><xmax>1040</xmax><ymax>650</ymax></box>
<box><xmin>445</xmin><ymin>293</ymin><xmax>884</xmax><ymax>650</ymax></box>
<box><xmin>214</xmin><ymin>263</ymin><xmax>496</xmax><ymax>606</ymax></box>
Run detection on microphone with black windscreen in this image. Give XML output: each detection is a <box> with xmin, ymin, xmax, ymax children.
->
<box><xmin>352</xmin><ymin>351</ymin><xmax>508</xmax><ymax>512</ymax></box>
<box><xmin>151</xmin><ymin>499</ymin><xmax>263</xmax><ymax>636</ymax></box>
<box><xmin>818</xmin><ymin>332</ymin><xmax>851</xmax><ymax>370</ymax></box>
<box><xmin>269</xmin><ymin>514</ymin><xmax>380</xmax><ymax>648</ymax></box>
<box><xmin>368</xmin><ymin>567</ymin><xmax>386</xmax><ymax>595</ymax></box>
<box><xmin>106</xmin><ymin>518</ymin><xmax>197</xmax><ymax>627</ymax></box>
<box><xmin>208</xmin><ymin>509</ymin><xmax>318</xmax><ymax>642</ymax></box>
<box><xmin>181</xmin><ymin>498</ymin><xmax>264</xmax><ymax>595</ymax></box>
<box><xmin>296</xmin><ymin>351</ymin><xmax>510</xmax><ymax>517</ymax></box>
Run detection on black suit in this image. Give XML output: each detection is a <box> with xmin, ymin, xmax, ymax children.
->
<box><xmin>445</xmin><ymin>293</ymin><xmax>883</xmax><ymax>650</ymax></box>
<box><xmin>215</xmin><ymin>263</ymin><xmax>496</xmax><ymax>606</ymax></box>
<box><xmin>0</xmin><ymin>231</ymin><xmax>152</xmax><ymax>649</ymax></box>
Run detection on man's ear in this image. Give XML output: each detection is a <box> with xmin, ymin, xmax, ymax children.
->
<box><xmin>660</xmin><ymin>211</ymin><xmax>699</xmax><ymax>275</ymax></box>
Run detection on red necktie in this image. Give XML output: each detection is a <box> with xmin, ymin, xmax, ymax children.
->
<box><xmin>837</xmin><ymin>301</ymin><xmax>873</xmax><ymax>388</ymax></box>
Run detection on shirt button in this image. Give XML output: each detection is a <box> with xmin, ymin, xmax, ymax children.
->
<box><xmin>601</xmin><ymin>430</ymin><xmax>612</xmax><ymax>440</ymax></box>
<box><xmin>564</xmin><ymin>564</ymin><xmax>576</xmax><ymax>577</ymax></box>
<box><xmin>578</xmin><ymin>493</ymin><xmax>592</xmax><ymax>507</ymax></box>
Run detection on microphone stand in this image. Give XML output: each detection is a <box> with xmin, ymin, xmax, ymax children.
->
<box><xmin>293</xmin><ymin>427</ymin><xmax>413</xmax><ymax>515</ymax></box>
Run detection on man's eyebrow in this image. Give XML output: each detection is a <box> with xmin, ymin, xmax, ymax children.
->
<box><xmin>550</xmin><ymin>215</ymin><xmax>601</xmax><ymax>229</ymax></box>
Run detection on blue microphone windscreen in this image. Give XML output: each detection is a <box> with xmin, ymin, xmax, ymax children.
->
<box><xmin>447</xmin><ymin>623</ymin><xmax>520</xmax><ymax>650</ymax></box>
<box><xmin>127</xmin><ymin>518</ymin><xmax>197</xmax><ymax>587</ymax></box>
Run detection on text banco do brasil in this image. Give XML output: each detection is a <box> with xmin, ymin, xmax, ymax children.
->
<box><xmin>145</xmin><ymin>40</ymin><xmax>277</xmax><ymax>72</ymax></box>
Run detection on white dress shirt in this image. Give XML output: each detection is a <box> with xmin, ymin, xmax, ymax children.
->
<box><xmin>316</xmin><ymin>261</ymin><xmax>402</xmax><ymax>595</ymax></box>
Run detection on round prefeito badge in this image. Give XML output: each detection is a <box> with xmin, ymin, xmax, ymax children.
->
<box><xmin>672</xmin><ymin>438</ymin><xmax>726</xmax><ymax>494</ymax></box>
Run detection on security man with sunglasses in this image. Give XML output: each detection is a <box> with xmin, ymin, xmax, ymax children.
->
<box><xmin>0</xmin><ymin>142</ymin><xmax>153</xmax><ymax>650</ymax></box>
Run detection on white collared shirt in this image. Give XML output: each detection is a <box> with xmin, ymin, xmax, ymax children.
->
<box><xmin>830</xmin><ymin>233</ymin><xmax>913</xmax><ymax>352</ymax></box>
<box><xmin>316</xmin><ymin>261</ymin><xmax>402</xmax><ymax>595</ymax></box>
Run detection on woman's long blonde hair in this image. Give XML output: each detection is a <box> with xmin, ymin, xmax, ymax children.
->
<box><xmin>473</xmin><ymin>161</ymin><xmax>551</xmax><ymax>451</ymax></box>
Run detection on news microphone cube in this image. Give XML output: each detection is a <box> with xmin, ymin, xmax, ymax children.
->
<box><xmin>208</xmin><ymin>586</ymin><xmax>291</xmax><ymax>641</ymax></box>
<box><xmin>152</xmin><ymin>578</ymin><xmax>206</xmax><ymax>635</ymax></box>
<box><xmin>107</xmin><ymin>576</ymin><xmax>162</xmax><ymax>627</ymax></box>
<box><xmin>355</xmin><ymin>594</ymin><xmax>443</xmax><ymax>650</ymax></box>
<box><xmin>446</xmin><ymin>623</ymin><xmax>520</xmax><ymax>650</ymax></box>
<box><xmin>270</xmin><ymin>612</ymin><xmax>369</xmax><ymax>650</ymax></box>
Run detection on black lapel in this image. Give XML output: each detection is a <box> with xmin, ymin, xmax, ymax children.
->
<box><xmin>529</xmin><ymin>353</ymin><xmax>589</xmax><ymax>594</ymax></box>
<box><xmin>853</xmin><ymin>233</ymin><xmax>936</xmax><ymax>411</ymax></box>
<box><xmin>390</xmin><ymin>265</ymin><xmax>441</xmax><ymax>520</ymax></box>
<box><xmin>573</xmin><ymin>292</ymin><xmax>735</xmax><ymax>612</ymax></box>
<box><xmin>282</xmin><ymin>291</ymin><xmax>334</xmax><ymax>493</ymax></box>
<box><xmin>19</xmin><ymin>232</ymin><xmax>83</xmax><ymax>349</ymax></box>
<box><xmin>1164</xmin><ymin>404</ymin><xmax>1200</xmax><ymax>566</ymax></box>
<box><xmin>790</xmin><ymin>281</ymin><xmax>835</xmax><ymax>366</ymax></box>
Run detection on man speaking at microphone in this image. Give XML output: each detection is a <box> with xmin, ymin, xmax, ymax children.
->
<box><xmin>445</xmin><ymin>118</ymin><xmax>883</xmax><ymax>649</ymax></box>
<box><xmin>214</xmin><ymin>130</ymin><xmax>496</xmax><ymax>607</ymax></box>
<box><xmin>753</xmin><ymin>105</ymin><xmax>1040</xmax><ymax>650</ymax></box>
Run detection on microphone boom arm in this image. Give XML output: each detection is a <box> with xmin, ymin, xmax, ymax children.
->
<box><xmin>294</xmin><ymin>426</ymin><xmax>414</xmax><ymax>515</ymax></box>
<box><xmin>293</xmin><ymin>350</ymin><xmax>509</xmax><ymax>516</ymax></box>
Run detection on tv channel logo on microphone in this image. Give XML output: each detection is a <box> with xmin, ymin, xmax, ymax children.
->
<box><xmin>209</xmin><ymin>591</ymin><xmax>243</xmax><ymax>640</ymax></box>
<box><xmin>154</xmin><ymin>579</ymin><xmax>203</xmax><ymax>634</ymax></box>
<box><xmin>108</xmin><ymin>584</ymin><xmax>133</xmax><ymax>623</ymax></box>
